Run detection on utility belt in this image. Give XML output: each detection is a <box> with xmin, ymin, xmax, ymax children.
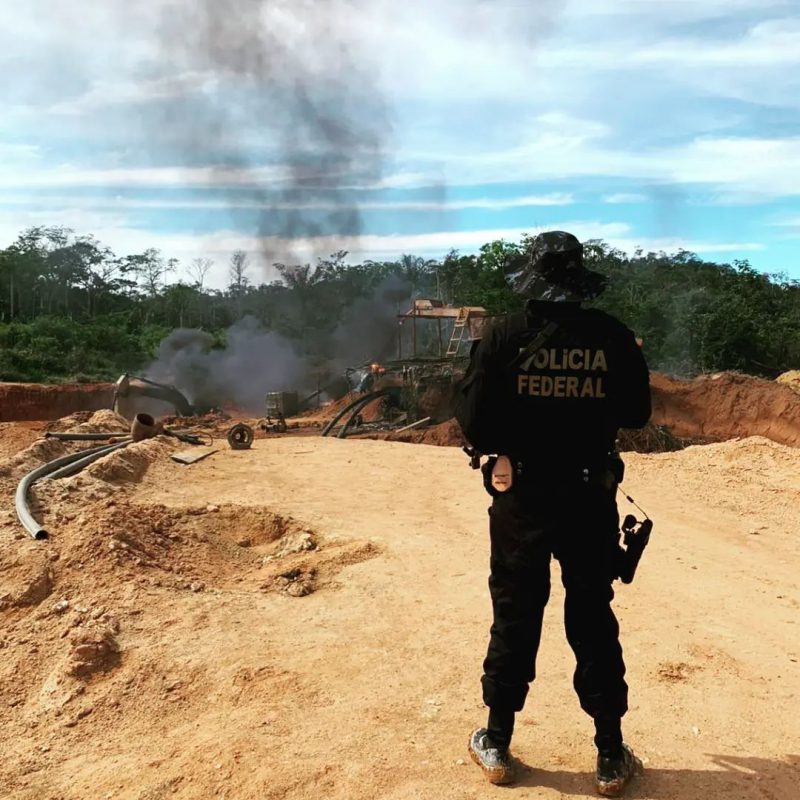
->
<box><xmin>475</xmin><ymin>450</ymin><xmax>624</xmax><ymax>497</ymax></box>
<box><xmin>464</xmin><ymin>448</ymin><xmax>625</xmax><ymax>497</ymax></box>
<box><xmin>465</xmin><ymin>446</ymin><xmax>654</xmax><ymax>585</ymax></box>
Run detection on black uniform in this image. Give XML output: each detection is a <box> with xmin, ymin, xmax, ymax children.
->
<box><xmin>455</xmin><ymin>298</ymin><xmax>651</xmax><ymax>756</ymax></box>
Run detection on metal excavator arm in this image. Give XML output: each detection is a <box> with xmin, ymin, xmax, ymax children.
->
<box><xmin>113</xmin><ymin>374</ymin><xmax>195</xmax><ymax>417</ymax></box>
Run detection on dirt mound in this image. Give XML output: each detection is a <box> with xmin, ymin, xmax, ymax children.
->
<box><xmin>0</xmin><ymin>436</ymin><xmax>71</xmax><ymax>481</ymax></box>
<box><xmin>631</xmin><ymin>435</ymin><xmax>800</xmax><ymax>531</ymax></box>
<box><xmin>80</xmin><ymin>438</ymin><xmax>173</xmax><ymax>484</ymax></box>
<box><xmin>306</xmin><ymin>382</ymin><xmax>408</xmax><ymax>425</ymax></box>
<box><xmin>73</xmin><ymin>409</ymin><xmax>130</xmax><ymax>434</ymax></box>
<box><xmin>651</xmin><ymin>371</ymin><xmax>800</xmax><ymax>447</ymax></box>
<box><xmin>0</xmin><ymin>411</ymin><xmax>131</xmax><ymax>482</ymax></box>
<box><xmin>309</xmin><ymin>391</ymin><xmax>362</xmax><ymax>422</ymax></box>
<box><xmin>0</xmin><ymin>421</ymin><xmax>45</xmax><ymax>460</ymax></box>
<box><xmin>777</xmin><ymin>370</ymin><xmax>800</xmax><ymax>394</ymax></box>
<box><xmin>44</xmin><ymin>411</ymin><xmax>95</xmax><ymax>431</ymax></box>
<box><xmin>0</xmin><ymin>382</ymin><xmax>114</xmax><ymax>422</ymax></box>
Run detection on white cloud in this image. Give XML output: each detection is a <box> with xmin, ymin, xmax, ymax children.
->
<box><xmin>603</xmin><ymin>193</ymin><xmax>648</xmax><ymax>204</ymax></box>
<box><xmin>0</xmin><ymin>143</ymin><xmax>41</xmax><ymax>162</ymax></box>
<box><xmin>387</xmin><ymin>121</ymin><xmax>800</xmax><ymax>200</ymax></box>
<box><xmin>562</xmin><ymin>0</ymin><xmax>790</xmax><ymax>21</ymax></box>
<box><xmin>631</xmin><ymin>20</ymin><xmax>800</xmax><ymax>68</ymax></box>
<box><xmin>48</xmin><ymin>71</ymin><xmax>216</xmax><ymax>117</ymax></box>
<box><xmin>770</xmin><ymin>216</ymin><xmax>800</xmax><ymax>237</ymax></box>
<box><xmin>3</xmin><ymin>113</ymin><xmax>799</xmax><ymax>203</ymax></box>
<box><xmin>0</xmin><ymin>165</ymin><xmax>291</xmax><ymax>189</ymax></box>
<box><xmin>4</xmin><ymin>123</ymin><xmax>800</xmax><ymax>204</ymax></box>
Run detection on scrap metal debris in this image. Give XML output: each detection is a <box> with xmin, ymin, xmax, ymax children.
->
<box><xmin>227</xmin><ymin>423</ymin><xmax>254</xmax><ymax>450</ymax></box>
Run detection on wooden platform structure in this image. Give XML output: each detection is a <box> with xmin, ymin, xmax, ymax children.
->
<box><xmin>397</xmin><ymin>299</ymin><xmax>489</xmax><ymax>359</ymax></box>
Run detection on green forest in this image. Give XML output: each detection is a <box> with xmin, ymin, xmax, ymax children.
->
<box><xmin>1</xmin><ymin>225</ymin><xmax>799</xmax><ymax>383</ymax></box>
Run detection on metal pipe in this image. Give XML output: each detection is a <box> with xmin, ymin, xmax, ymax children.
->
<box><xmin>15</xmin><ymin>444</ymin><xmax>113</xmax><ymax>540</ymax></box>
<box><xmin>47</xmin><ymin>441</ymin><xmax>131</xmax><ymax>480</ymax></box>
<box><xmin>395</xmin><ymin>416</ymin><xmax>432</xmax><ymax>434</ymax></box>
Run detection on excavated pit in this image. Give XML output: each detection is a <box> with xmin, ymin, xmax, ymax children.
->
<box><xmin>0</xmin><ymin>382</ymin><xmax>114</xmax><ymax>422</ymax></box>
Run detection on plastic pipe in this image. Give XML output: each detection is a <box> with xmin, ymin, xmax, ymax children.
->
<box><xmin>15</xmin><ymin>444</ymin><xmax>112</xmax><ymax>540</ymax></box>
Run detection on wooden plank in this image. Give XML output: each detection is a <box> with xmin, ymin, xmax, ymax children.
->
<box><xmin>170</xmin><ymin>448</ymin><xmax>218</xmax><ymax>465</ymax></box>
<box><xmin>399</xmin><ymin>306</ymin><xmax>488</xmax><ymax>319</ymax></box>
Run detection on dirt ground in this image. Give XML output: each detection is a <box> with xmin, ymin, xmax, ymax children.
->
<box><xmin>1</xmin><ymin>411</ymin><xmax>799</xmax><ymax>800</ymax></box>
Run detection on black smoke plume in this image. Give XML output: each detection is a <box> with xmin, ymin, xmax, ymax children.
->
<box><xmin>145</xmin><ymin>276</ymin><xmax>412</xmax><ymax>412</ymax></box>
<box><xmin>145</xmin><ymin>317</ymin><xmax>308</xmax><ymax>412</ymax></box>
<box><xmin>152</xmin><ymin>0</ymin><xmax>391</xmax><ymax>267</ymax></box>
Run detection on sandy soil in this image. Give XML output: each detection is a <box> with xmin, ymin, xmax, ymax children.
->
<box><xmin>0</xmin><ymin>421</ymin><xmax>47</xmax><ymax>460</ymax></box>
<box><xmin>1</xmin><ymin>421</ymin><xmax>798</xmax><ymax>800</ymax></box>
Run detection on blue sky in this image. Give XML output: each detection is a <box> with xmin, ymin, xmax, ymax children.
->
<box><xmin>1</xmin><ymin>0</ymin><xmax>800</xmax><ymax>288</ymax></box>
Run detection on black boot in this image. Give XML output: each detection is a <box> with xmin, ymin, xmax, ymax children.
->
<box><xmin>468</xmin><ymin>728</ymin><xmax>515</xmax><ymax>785</ymax></box>
<box><xmin>596</xmin><ymin>743</ymin><xmax>643</xmax><ymax>797</ymax></box>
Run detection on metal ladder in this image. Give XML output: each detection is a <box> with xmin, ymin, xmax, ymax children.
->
<box><xmin>446</xmin><ymin>309</ymin><xmax>470</xmax><ymax>356</ymax></box>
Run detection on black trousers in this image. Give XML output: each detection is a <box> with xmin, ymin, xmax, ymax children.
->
<box><xmin>481</xmin><ymin>478</ymin><xmax>628</xmax><ymax>721</ymax></box>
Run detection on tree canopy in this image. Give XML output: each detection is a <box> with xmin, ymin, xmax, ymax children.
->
<box><xmin>1</xmin><ymin>225</ymin><xmax>798</xmax><ymax>382</ymax></box>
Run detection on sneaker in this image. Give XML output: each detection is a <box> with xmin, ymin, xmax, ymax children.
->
<box><xmin>596</xmin><ymin>743</ymin><xmax>643</xmax><ymax>797</ymax></box>
<box><xmin>468</xmin><ymin>727</ymin><xmax>515</xmax><ymax>785</ymax></box>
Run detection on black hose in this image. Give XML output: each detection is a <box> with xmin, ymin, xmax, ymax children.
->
<box><xmin>15</xmin><ymin>444</ymin><xmax>113</xmax><ymax>540</ymax></box>
<box><xmin>320</xmin><ymin>395</ymin><xmax>368</xmax><ymax>437</ymax></box>
<box><xmin>45</xmin><ymin>432</ymin><xmax>129</xmax><ymax>441</ymax></box>
<box><xmin>320</xmin><ymin>389</ymin><xmax>392</xmax><ymax>437</ymax></box>
<box><xmin>47</xmin><ymin>441</ymin><xmax>131</xmax><ymax>480</ymax></box>
<box><xmin>337</xmin><ymin>394</ymin><xmax>386</xmax><ymax>439</ymax></box>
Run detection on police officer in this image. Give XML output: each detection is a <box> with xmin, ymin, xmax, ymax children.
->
<box><xmin>454</xmin><ymin>231</ymin><xmax>651</xmax><ymax>797</ymax></box>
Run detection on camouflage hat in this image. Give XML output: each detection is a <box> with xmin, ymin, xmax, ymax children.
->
<box><xmin>505</xmin><ymin>230</ymin><xmax>607</xmax><ymax>300</ymax></box>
